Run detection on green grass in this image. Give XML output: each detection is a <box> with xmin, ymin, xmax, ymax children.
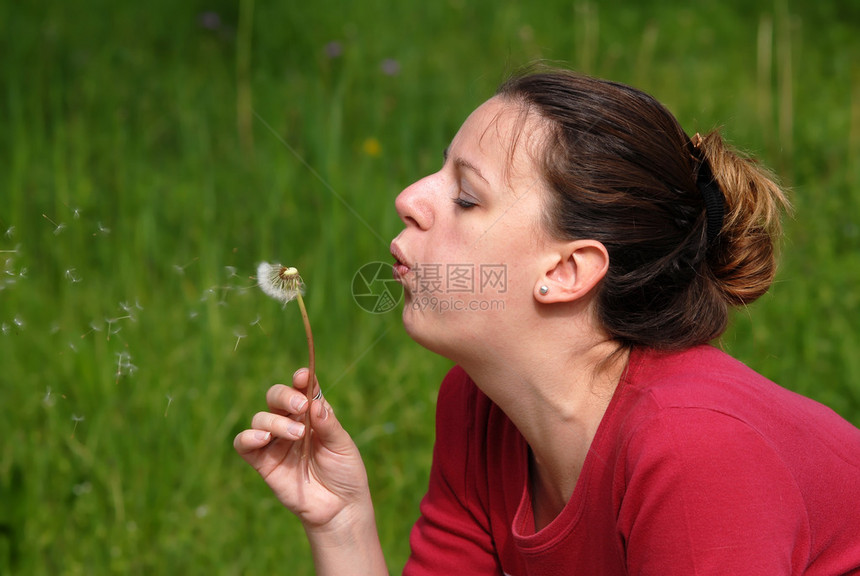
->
<box><xmin>1</xmin><ymin>0</ymin><xmax>858</xmax><ymax>573</ymax></box>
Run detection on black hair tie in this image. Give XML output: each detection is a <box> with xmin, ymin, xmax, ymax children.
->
<box><xmin>690</xmin><ymin>133</ymin><xmax>725</xmax><ymax>246</ymax></box>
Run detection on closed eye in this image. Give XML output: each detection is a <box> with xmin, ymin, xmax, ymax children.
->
<box><xmin>453</xmin><ymin>197</ymin><xmax>477</xmax><ymax>209</ymax></box>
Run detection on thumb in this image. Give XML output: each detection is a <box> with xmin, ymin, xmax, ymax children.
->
<box><xmin>307</xmin><ymin>399</ymin><xmax>355</xmax><ymax>454</ymax></box>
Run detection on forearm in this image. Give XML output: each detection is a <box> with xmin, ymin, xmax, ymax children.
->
<box><xmin>305</xmin><ymin>500</ymin><xmax>388</xmax><ymax>576</ymax></box>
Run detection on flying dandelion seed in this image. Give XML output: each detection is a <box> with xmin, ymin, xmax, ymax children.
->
<box><xmin>43</xmin><ymin>213</ymin><xmax>65</xmax><ymax>235</ymax></box>
<box><xmin>199</xmin><ymin>286</ymin><xmax>218</xmax><ymax>302</ymax></box>
<box><xmin>13</xmin><ymin>316</ymin><xmax>24</xmax><ymax>329</ymax></box>
<box><xmin>119</xmin><ymin>300</ymin><xmax>144</xmax><ymax>313</ymax></box>
<box><xmin>4</xmin><ymin>226</ymin><xmax>14</xmax><ymax>238</ymax></box>
<box><xmin>71</xmin><ymin>414</ymin><xmax>85</xmax><ymax>437</ymax></box>
<box><xmin>81</xmin><ymin>321</ymin><xmax>103</xmax><ymax>339</ymax></box>
<box><xmin>173</xmin><ymin>257</ymin><xmax>198</xmax><ymax>275</ymax></box>
<box><xmin>95</xmin><ymin>222</ymin><xmax>110</xmax><ymax>236</ymax></box>
<box><xmin>250</xmin><ymin>315</ymin><xmax>266</xmax><ymax>334</ymax></box>
<box><xmin>114</xmin><ymin>352</ymin><xmax>136</xmax><ymax>383</ymax></box>
<box><xmin>218</xmin><ymin>285</ymin><xmax>233</xmax><ymax>306</ymax></box>
<box><xmin>233</xmin><ymin>329</ymin><xmax>247</xmax><ymax>351</ymax></box>
<box><xmin>65</xmin><ymin>268</ymin><xmax>82</xmax><ymax>283</ymax></box>
<box><xmin>72</xmin><ymin>481</ymin><xmax>92</xmax><ymax>496</ymax></box>
<box><xmin>164</xmin><ymin>394</ymin><xmax>173</xmax><ymax>417</ymax></box>
<box><xmin>105</xmin><ymin>314</ymin><xmax>134</xmax><ymax>340</ymax></box>
<box><xmin>43</xmin><ymin>386</ymin><xmax>55</xmax><ymax>407</ymax></box>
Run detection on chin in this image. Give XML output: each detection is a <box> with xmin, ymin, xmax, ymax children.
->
<box><xmin>400</xmin><ymin>306</ymin><xmax>458</xmax><ymax>360</ymax></box>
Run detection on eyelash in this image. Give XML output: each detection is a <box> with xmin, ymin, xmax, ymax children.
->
<box><xmin>452</xmin><ymin>197</ymin><xmax>477</xmax><ymax>209</ymax></box>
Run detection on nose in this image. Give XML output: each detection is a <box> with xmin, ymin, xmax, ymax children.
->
<box><xmin>395</xmin><ymin>173</ymin><xmax>436</xmax><ymax>230</ymax></box>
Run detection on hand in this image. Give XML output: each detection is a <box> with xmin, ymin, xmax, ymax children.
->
<box><xmin>234</xmin><ymin>368</ymin><xmax>371</xmax><ymax>529</ymax></box>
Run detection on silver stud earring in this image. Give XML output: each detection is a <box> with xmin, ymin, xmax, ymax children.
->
<box><xmin>539</xmin><ymin>285</ymin><xmax>549</xmax><ymax>295</ymax></box>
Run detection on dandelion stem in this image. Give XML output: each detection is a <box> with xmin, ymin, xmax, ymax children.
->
<box><xmin>295</xmin><ymin>291</ymin><xmax>315</xmax><ymax>484</ymax></box>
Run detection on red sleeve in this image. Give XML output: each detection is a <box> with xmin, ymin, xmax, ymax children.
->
<box><xmin>403</xmin><ymin>367</ymin><xmax>502</xmax><ymax>576</ymax></box>
<box><xmin>619</xmin><ymin>407</ymin><xmax>811</xmax><ymax>575</ymax></box>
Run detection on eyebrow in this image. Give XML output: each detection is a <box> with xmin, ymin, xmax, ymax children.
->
<box><xmin>443</xmin><ymin>146</ymin><xmax>489</xmax><ymax>185</ymax></box>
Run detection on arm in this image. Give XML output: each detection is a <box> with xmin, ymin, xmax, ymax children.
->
<box><xmin>405</xmin><ymin>368</ymin><xmax>503</xmax><ymax>575</ymax></box>
<box><xmin>233</xmin><ymin>368</ymin><xmax>387</xmax><ymax>576</ymax></box>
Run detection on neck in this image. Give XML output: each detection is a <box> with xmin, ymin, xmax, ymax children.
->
<box><xmin>457</xmin><ymin>333</ymin><xmax>629</xmax><ymax>529</ymax></box>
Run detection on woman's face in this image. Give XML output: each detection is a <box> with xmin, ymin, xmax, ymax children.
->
<box><xmin>391</xmin><ymin>97</ymin><xmax>552</xmax><ymax>360</ymax></box>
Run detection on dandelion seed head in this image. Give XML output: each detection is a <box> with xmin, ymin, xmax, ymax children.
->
<box><xmin>257</xmin><ymin>262</ymin><xmax>304</xmax><ymax>304</ymax></box>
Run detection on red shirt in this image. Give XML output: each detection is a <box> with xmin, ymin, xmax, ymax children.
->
<box><xmin>404</xmin><ymin>346</ymin><xmax>860</xmax><ymax>575</ymax></box>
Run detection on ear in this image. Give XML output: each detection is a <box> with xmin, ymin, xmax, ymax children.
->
<box><xmin>534</xmin><ymin>240</ymin><xmax>609</xmax><ymax>303</ymax></box>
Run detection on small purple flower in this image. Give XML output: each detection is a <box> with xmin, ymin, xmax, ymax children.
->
<box><xmin>380</xmin><ymin>58</ymin><xmax>400</xmax><ymax>76</ymax></box>
<box><xmin>324</xmin><ymin>41</ymin><xmax>343</xmax><ymax>59</ymax></box>
<box><xmin>197</xmin><ymin>11</ymin><xmax>222</xmax><ymax>31</ymax></box>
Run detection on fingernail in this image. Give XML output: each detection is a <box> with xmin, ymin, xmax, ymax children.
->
<box><xmin>288</xmin><ymin>421</ymin><xmax>305</xmax><ymax>438</ymax></box>
<box><xmin>290</xmin><ymin>395</ymin><xmax>307</xmax><ymax>412</ymax></box>
<box><xmin>254</xmin><ymin>430</ymin><xmax>271</xmax><ymax>442</ymax></box>
<box><xmin>292</xmin><ymin>368</ymin><xmax>306</xmax><ymax>379</ymax></box>
<box><xmin>317</xmin><ymin>402</ymin><xmax>328</xmax><ymax>421</ymax></box>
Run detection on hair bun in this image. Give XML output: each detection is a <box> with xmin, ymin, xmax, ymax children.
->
<box><xmin>696</xmin><ymin>131</ymin><xmax>791</xmax><ymax>306</ymax></box>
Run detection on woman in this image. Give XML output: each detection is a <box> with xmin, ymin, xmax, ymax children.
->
<box><xmin>234</xmin><ymin>69</ymin><xmax>860</xmax><ymax>575</ymax></box>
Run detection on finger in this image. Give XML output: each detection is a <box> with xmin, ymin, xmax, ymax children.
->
<box><xmin>233</xmin><ymin>428</ymin><xmax>273</xmax><ymax>455</ymax></box>
<box><xmin>306</xmin><ymin>399</ymin><xmax>354</xmax><ymax>454</ymax></box>
<box><xmin>266</xmin><ymin>384</ymin><xmax>310</xmax><ymax>415</ymax></box>
<box><xmin>291</xmin><ymin>367</ymin><xmax>320</xmax><ymax>397</ymax></box>
<box><xmin>251</xmin><ymin>411</ymin><xmax>306</xmax><ymax>441</ymax></box>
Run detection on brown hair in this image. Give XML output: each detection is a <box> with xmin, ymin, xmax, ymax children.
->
<box><xmin>497</xmin><ymin>70</ymin><xmax>790</xmax><ymax>350</ymax></box>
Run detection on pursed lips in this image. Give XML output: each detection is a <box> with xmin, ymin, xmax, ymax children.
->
<box><xmin>389</xmin><ymin>242</ymin><xmax>410</xmax><ymax>280</ymax></box>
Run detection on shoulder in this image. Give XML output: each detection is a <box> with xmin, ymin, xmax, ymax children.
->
<box><xmin>620</xmin><ymin>345</ymin><xmax>838</xmax><ymax>424</ymax></box>
<box><xmin>613</xmin><ymin>345</ymin><xmax>860</xmax><ymax>520</ymax></box>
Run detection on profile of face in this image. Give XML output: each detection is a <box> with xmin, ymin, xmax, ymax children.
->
<box><xmin>390</xmin><ymin>97</ymin><xmax>557</xmax><ymax>361</ymax></box>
